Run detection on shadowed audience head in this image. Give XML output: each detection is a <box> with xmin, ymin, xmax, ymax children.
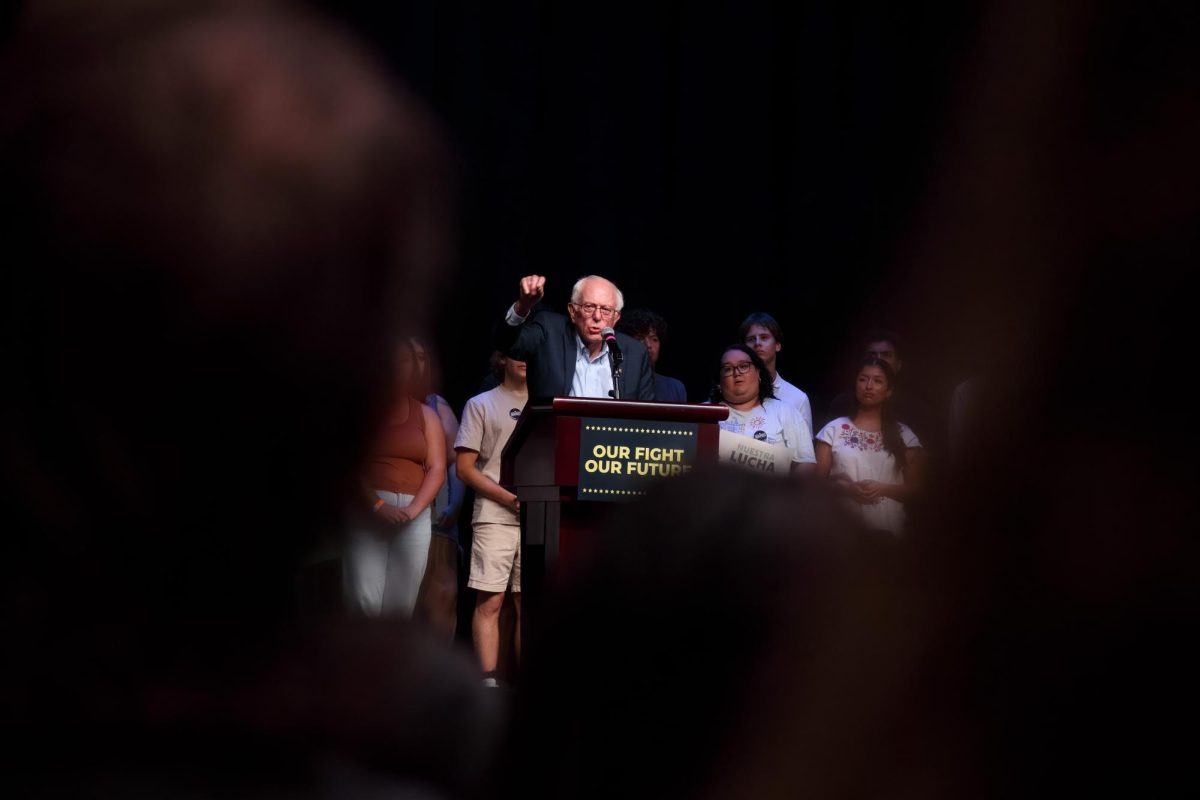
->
<box><xmin>508</xmin><ymin>469</ymin><xmax>947</xmax><ymax>798</ymax></box>
<box><xmin>0</xmin><ymin>2</ymin><xmax>498</xmax><ymax>795</ymax></box>
<box><xmin>1</xmin><ymin>0</ymin><xmax>446</xmax><ymax>638</ymax></box>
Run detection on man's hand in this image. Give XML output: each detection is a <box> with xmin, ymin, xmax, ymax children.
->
<box><xmin>514</xmin><ymin>275</ymin><xmax>546</xmax><ymax>317</ymax></box>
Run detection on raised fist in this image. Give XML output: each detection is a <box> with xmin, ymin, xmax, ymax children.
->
<box><xmin>515</xmin><ymin>274</ymin><xmax>546</xmax><ymax>316</ymax></box>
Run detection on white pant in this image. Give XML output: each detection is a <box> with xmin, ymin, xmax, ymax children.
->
<box><xmin>343</xmin><ymin>490</ymin><xmax>431</xmax><ymax>618</ymax></box>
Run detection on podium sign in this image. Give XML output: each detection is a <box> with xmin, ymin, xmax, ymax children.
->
<box><xmin>577</xmin><ymin>417</ymin><xmax>699</xmax><ymax>500</ymax></box>
<box><xmin>502</xmin><ymin>397</ymin><xmax>728</xmax><ymax>660</ymax></box>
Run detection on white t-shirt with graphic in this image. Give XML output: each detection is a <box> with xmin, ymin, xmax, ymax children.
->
<box><xmin>455</xmin><ymin>384</ymin><xmax>527</xmax><ymax>525</ymax></box>
<box><xmin>815</xmin><ymin>417</ymin><xmax>922</xmax><ymax>535</ymax></box>
<box><xmin>718</xmin><ymin>397</ymin><xmax>816</xmax><ymax>464</ymax></box>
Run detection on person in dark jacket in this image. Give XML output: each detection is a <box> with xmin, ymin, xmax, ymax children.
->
<box><xmin>495</xmin><ymin>274</ymin><xmax>655</xmax><ymax>401</ymax></box>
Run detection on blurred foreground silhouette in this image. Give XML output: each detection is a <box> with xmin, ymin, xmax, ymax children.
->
<box><xmin>1</xmin><ymin>2</ymin><xmax>499</xmax><ymax>796</ymax></box>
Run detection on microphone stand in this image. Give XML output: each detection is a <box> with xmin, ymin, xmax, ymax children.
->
<box><xmin>609</xmin><ymin>347</ymin><xmax>624</xmax><ymax>400</ymax></box>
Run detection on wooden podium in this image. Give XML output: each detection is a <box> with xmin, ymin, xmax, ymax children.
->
<box><xmin>500</xmin><ymin>397</ymin><xmax>728</xmax><ymax>654</ymax></box>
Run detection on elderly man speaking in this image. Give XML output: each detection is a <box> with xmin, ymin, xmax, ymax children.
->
<box><xmin>496</xmin><ymin>274</ymin><xmax>655</xmax><ymax>401</ymax></box>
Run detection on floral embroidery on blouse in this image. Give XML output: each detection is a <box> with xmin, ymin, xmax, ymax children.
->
<box><xmin>835</xmin><ymin>423</ymin><xmax>885</xmax><ymax>453</ymax></box>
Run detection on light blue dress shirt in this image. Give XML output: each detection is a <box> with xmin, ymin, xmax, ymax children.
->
<box><xmin>570</xmin><ymin>334</ymin><xmax>614</xmax><ymax>399</ymax></box>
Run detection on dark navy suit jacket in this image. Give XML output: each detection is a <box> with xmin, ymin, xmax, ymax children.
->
<box><xmin>652</xmin><ymin>373</ymin><xmax>688</xmax><ymax>403</ymax></box>
<box><xmin>495</xmin><ymin>308</ymin><xmax>655</xmax><ymax>401</ymax></box>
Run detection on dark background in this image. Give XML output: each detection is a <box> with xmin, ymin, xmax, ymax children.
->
<box><xmin>4</xmin><ymin>3</ymin><xmax>1199</xmax><ymax>793</ymax></box>
<box><xmin>313</xmin><ymin>0</ymin><xmax>981</xmax><ymax>418</ymax></box>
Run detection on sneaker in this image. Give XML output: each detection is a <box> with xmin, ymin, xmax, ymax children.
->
<box><xmin>481</xmin><ymin>676</ymin><xmax>500</xmax><ymax>688</ymax></box>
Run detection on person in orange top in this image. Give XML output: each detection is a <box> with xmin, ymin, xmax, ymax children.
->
<box><xmin>344</xmin><ymin>339</ymin><xmax>446</xmax><ymax>617</ymax></box>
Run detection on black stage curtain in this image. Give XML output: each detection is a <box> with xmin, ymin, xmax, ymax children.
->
<box><xmin>313</xmin><ymin>1</ymin><xmax>979</xmax><ymax>416</ymax></box>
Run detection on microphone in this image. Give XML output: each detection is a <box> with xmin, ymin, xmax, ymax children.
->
<box><xmin>601</xmin><ymin>326</ymin><xmax>621</xmax><ymax>355</ymax></box>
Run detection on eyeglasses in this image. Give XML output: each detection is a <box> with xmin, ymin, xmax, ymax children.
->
<box><xmin>571</xmin><ymin>302</ymin><xmax>617</xmax><ymax>320</ymax></box>
<box><xmin>720</xmin><ymin>361</ymin><xmax>755</xmax><ymax>377</ymax></box>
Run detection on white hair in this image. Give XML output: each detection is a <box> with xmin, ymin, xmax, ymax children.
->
<box><xmin>570</xmin><ymin>275</ymin><xmax>625</xmax><ymax>312</ymax></box>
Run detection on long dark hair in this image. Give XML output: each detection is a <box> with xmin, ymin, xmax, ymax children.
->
<box><xmin>851</xmin><ymin>357</ymin><xmax>907</xmax><ymax>461</ymax></box>
<box><xmin>710</xmin><ymin>343</ymin><xmax>776</xmax><ymax>404</ymax></box>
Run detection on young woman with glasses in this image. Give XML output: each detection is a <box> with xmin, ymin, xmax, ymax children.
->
<box><xmin>711</xmin><ymin>344</ymin><xmax>816</xmax><ymax>475</ymax></box>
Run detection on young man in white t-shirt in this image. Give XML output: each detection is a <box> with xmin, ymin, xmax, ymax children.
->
<box><xmin>739</xmin><ymin>312</ymin><xmax>813</xmax><ymax>433</ymax></box>
<box><xmin>454</xmin><ymin>354</ymin><xmax>528</xmax><ymax>687</ymax></box>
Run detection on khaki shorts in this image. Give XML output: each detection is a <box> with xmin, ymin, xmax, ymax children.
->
<box><xmin>467</xmin><ymin>520</ymin><xmax>521</xmax><ymax>593</ymax></box>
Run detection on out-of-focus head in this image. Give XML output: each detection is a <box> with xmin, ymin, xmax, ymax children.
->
<box><xmin>0</xmin><ymin>0</ymin><xmax>448</xmax><ymax>640</ymax></box>
<box><xmin>0</xmin><ymin>0</ymin><xmax>469</xmax><ymax>791</ymax></box>
<box><xmin>567</xmin><ymin>275</ymin><xmax>623</xmax><ymax>346</ymax></box>
<box><xmin>616</xmin><ymin>308</ymin><xmax>668</xmax><ymax>367</ymax></box>
<box><xmin>739</xmin><ymin>312</ymin><xmax>784</xmax><ymax>371</ymax></box>
<box><xmin>854</xmin><ymin>357</ymin><xmax>895</xmax><ymax>409</ymax></box>
<box><xmin>717</xmin><ymin>344</ymin><xmax>773</xmax><ymax>407</ymax></box>
<box><xmin>862</xmin><ymin>330</ymin><xmax>902</xmax><ymax>373</ymax></box>
<box><xmin>510</xmin><ymin>469</ymin><xmax>939</xmax><ymax>798</ymax></box>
